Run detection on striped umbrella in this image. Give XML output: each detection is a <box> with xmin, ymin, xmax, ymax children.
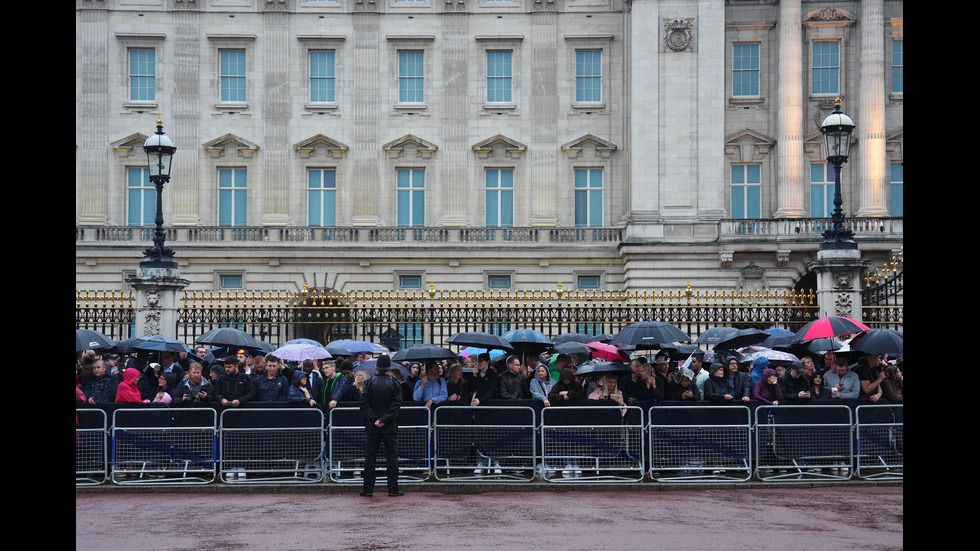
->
<box><xmin>791</xmin><ymin>316</ymin><xmax>870</xmax><ymax>343</ymax></box>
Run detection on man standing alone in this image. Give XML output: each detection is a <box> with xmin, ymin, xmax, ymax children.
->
<box><xmin>359</xmin><ymin>355</ymin><xmax>404</xmax><ymax>497</ymax></box>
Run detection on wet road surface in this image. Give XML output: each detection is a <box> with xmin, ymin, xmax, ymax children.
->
<box><xmin>77</xmin><ymin>486</ymin><xmax>902</xmax><ymax>550</ymax></box>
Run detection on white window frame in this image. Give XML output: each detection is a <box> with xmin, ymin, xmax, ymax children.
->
<box><xmin>730</xmin><ymin>164</ymin><xmax>762</xmax><ymax>219</ymax></box>
<box><xmin>309</xmin><ymin>50</ymin><xmax>336</xmax><ymax>105</ymax></box>
<box><xmin>731</xmin><ymin>42</ymin><xmax>760</xmax><ymax>98</ymax></box>
<box><xmin>116</xmin><ymin>33</ymin><xmax>164</xmax><ymax>110</ymax></box>
<box><xmin>307</xmin><ymin>168</ymin><xmax>337</xmax><ymax>227</ymax></box>
<box><xmin>208</xmin><ymin>35</ymin><xmax>255</xmax><ymax>111</ymax></box>
<box><xmin>126</xmin><ymin>167</ymin><xmax>155</xmax><ymax>227</ymax></box>
<box><xmin>218</xmin><ymin>167</ymin><xmax>248</xmax><ymax>227</ymax></box>
<box><xmin>396</xmin><ymin>168</ymin><xmax>426</xmax><ymax>227</ymax></box>
<box><xmin>565</xmin><ymin>34</ymin><xmax>612</xmax><ymax>112</ymax></box>
<box><xmin>574</xmin><ymin>167</ymin><xmax>604</xmax><ymax>227</ymax></box>
<box><xmin>485</xmin><ymin>168</ymin><xmax>515</xmax><ymax>227</ymax></box>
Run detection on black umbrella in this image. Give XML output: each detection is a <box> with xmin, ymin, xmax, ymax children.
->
<box><xmin>695</xmin><ymin>326</ymin><xmax>739</xmax><ymax>345</ymax></box>
<box><xmin>714</xmin><ymin>328</ymin><xmax>770</xmax><ymax>350</ymax></box>
<box><xmin>502</xmin><ymin>328</ymin><xmax>554</xmax><ymax>356</ymax></box>
<box><xmin>657</xmin><ymin>344</ymin><xmax>705</xmax><ymax>361</ymax></box>
<box><xmin>195</xmin><ymin>327</ymin><xmax>261</xmax><ymax>349</ymax></box>
<box><xmin>574</xmin><ymin>361</ymin><xmax>631</xmax><ymax>377</ymax></box>
<box><xmin>552</xmin><ymin>341</ymin><xmax>591</xmax><ymax>355</ymax></box>
<box><xmin>609</xmin><ymin>321</ymin><xmax>692</xmax><ymax>350</ymax></box>
<box><xmin>391</xmin><ymin>344</ymin><xmax>458</xmax><ymax>363</ymax></box>
<box><xmin>445</xmin><ymin>331</ymin><xmax>515</xmax><ymax>352</ymax></box>
<box><xmin>552</xmin><ymin>332</ymin><xmax>595</xmax><ymax>344</ymax></box>
<box><xmin>849</xmin><ymin>329</ymin><xmax>903</xmax><ymax>356</ymax></box>
<box><xmin>355</xmin><ymin>358</ymin><xmax>411</xmax><ymax>379</ymax></box>
<box><xmin>112</xmin><ymin>334</ymin><xmax>191</xmax><ymax>354</ymax></box>
<box><xmin>76</xmin><ymin>329</ymin><xmax>117</xmax><ymax>352</ymax></box>
<box><xmin>760</xmin><ymin>333</ymin><xmax>796</xmax><ymax>349</ymax></box>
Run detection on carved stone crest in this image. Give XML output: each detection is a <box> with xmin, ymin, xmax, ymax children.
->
<box><xmin>663</xmin><ymin>18</ymin><xmax>694</xmax><ymax>52</ymax></box>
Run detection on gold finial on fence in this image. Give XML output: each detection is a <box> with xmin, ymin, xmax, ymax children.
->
<box><xmin>428</xmin><ymin>282</ymin><xmax>436</xmax><ymax>299</ymax></box>
<box><xmin>685</xmin><ymin>282</ymin><xmax>693</xmax><ymax>297</ymax></box>
<box><xmin>556</xmin><ymin>281</ymin><xmax>564</xmax><ymax>299</ymax></box>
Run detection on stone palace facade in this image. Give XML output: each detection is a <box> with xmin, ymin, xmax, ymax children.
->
<box><xmin>76</xmin><ymin>0</ymin><xmax>903</xmax><ymax>301</ymax></box>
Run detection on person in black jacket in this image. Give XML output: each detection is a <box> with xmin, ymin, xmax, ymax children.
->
<box><xmin>359</xmin><ymin>355</ymin><xmax>403</xmax><ymax>497</ymax></box>
<box><xmin>214</xmin><ymin>356</ymin><xmax>256</xmax><ymax>408</ymax></box>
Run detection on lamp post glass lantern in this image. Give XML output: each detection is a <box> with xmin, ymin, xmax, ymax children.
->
<box><xmin>819</xmin><ymin>98</ymin><xmax>856</xmax><ymax>250</ymax></box>
<box><xmin>142</xmin><ymin>118</ymin><xmax>177</xmax><ymax>266</ymax></box>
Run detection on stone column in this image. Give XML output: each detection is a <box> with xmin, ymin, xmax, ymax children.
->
<box><xmin>774</xmin><ymin>0</ymin><xmax>806</xmax><ymax>218</ymax></box>
<box><xmin>807</xmin><ymin>249</ymin><xmax>870</xmax><ymax>322</ymax></box>
<box><xmin>857</xmin><ymin>0</ymin><xmax>888</xmax><ymax>217</ymax></box>
<box><xmin>127</xmin><ymin>266</ymin><xmax>190</xmax><ymax>338</ymax></box>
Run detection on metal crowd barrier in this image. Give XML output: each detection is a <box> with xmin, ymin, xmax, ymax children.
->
<box><xmin>219</xmin><ymin>408</ymin><xmax>324</xmax><ymax>483</ymax></box>
<box><xmin>328</xmin><ymin>406</ymin><xmax>431</xmax><ymax>484</ymax></box>
<box><xmin>540</xmin><ymin>405</ymin><xmax>645</xmax><ymax>483</ymax></box>
<box><xmin>433</xmin><ymin>406</ymin><xmax>537</xmax><ymax>482</ymax></box>
<box><xmin>855</xmin><ymin>404</ymin><xmax>903</xmax><ymax>480</ymax></box>
<box><xmin>77</xmin><ymin>401</ymin><xmax>903</xmax><ymax>487</ymax></box>
<box><xmin>648</xmin><ymin>405</ymin><xmax>753</xmax><ymax>482</ymax></box>
<box><xmin>76</xmin><ymin>408</ymin><xmax>108</xmax><ymax>486</ymax></box>
<box><xmin>110</xmin><ymin>408</ymin><xmax>217</xmax><ymax>485</ymax></box>
<box><xmin>754</xmin><ymin>405</ymin><xmax>854</xmax><ymax>482</ymax></box>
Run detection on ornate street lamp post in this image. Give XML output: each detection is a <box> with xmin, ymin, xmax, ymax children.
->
<box><xmin>142</xmin><ymin>118</ymin><xmax>178</xmax><ymax>267</ymax></box>
<box><xmin>819</xmin><ymin>98</ymin><xmax>856</xmax><ymax>250</ymax></box>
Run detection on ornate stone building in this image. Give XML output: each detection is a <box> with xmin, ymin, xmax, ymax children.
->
<box><xmin>76</xmin><ymin>0</ymin><xmax>903</xmax><ymax>304</ymax></box>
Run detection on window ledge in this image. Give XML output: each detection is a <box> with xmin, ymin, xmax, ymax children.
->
<box><xmin>889</xmin><ymin>92</ymin><xmax>903</xmax><ymax>102</ymax></box>
<box><xmin>483</xmin><ymin>103</ymin><xmax>516</xmax><ymax>111</ymax></box>
<box><xmin>123</xmin><ymin>101</ymin><xmax>158</xmax><ymax>111</ymax></box>
<box><xmin>729</xmin><ymin>97</ymin><xmax>764</xmax><ymax>107</ymax></box>
<box><xmin>571</xmin><ymin>103</ymin><xmax>606</xmax><ymax>112</ymax></box>
<box><xmin>214</xmin><ymin>102</ymin><xmax>250</xmax><ymax>113</ymax></box>
<box><xmin>305</xmin><ymin>103</ymin><xmax>339</xmax><ymax>111</ymax></box>
<box><xmin>394</xmin><ymin>103</ymin><xmax>428</xmax><ymax>113</ymax></box>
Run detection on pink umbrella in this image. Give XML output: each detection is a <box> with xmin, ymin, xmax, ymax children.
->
<box><xmin>585</xmin><ymin>342</ymin><xmax>631</xmax><ymax>362</ymax></box>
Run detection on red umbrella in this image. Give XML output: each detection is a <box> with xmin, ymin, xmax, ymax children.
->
<box><xmin>585</xmin><ymin>342</ymin><xmax>631</xmax><ymax>362</ymax></box>
<box><xmin>791</xmin><ymin>316</ymin><xmax>870</xmax><ymax>342</ymax></box>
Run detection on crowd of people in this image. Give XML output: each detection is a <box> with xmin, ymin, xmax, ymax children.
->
<box><xmin>75</xmin><ymin>343</ymin><xmax>903</xmax><ymax>411</ymax></box>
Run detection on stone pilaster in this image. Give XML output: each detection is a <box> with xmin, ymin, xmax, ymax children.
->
<box><xmin>857</xmin><ymin>0</ymin><xmax>889</xmax><ymax>217</ymax></box>
<box><xmin>775</xmin><ymin>0</ymin><xmax>806</xmax><ymax>218</ymax></box>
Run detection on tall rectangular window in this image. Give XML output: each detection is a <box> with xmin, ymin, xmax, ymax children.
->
<box><xmin>485</xmin><ymin>169</ymin><xmax>514</xmax><ymax>227</ymax></box>
<box><xmin>398</xmin><ymin>275</ymin><xmax>424</xmax><ymax>347</ymax></box>
<box><xmin>575</xmin><ymin>50</ymin><xmax>602</xmax><ymax>102</ymax></box>
<box><xmin>890</xmin><ymin>163</ymin><xmax>903</xmax><ymax>217</ymax></box>
<box><xmin>308</xmin><ymin>168</ymin><xmax>337</xmax><ymax>226</ymax></box>
<box><xmin>730</xmin><ymin>164</ymin><xmax>762</xmax><ymax>219</ymax></box>
<box><xmin>732</xmin><ymin>43</ymin><xmax>760</xmax><ymax>97</ymax></box>
<box><xmin>127</xmin><ymin>167</ymin><xmax>154</xmax><ymax>226</ymax></box>
<box><xmin>487</xmin><ymin>51</ymin><xmax>513</xmax><ymax>103</ymax></box>
<box><xmin>487</xmin><ymin>275</ymin><xmax>512</xmax><ymax>335</ymax></box>
<box><xmin>396</xmin><ymin>168</ymin><xmax>425</xmax><ymax>227</ymax></box>
<box><xmin>218</xmin><ymin>168</ymin><xmax>247</xmax><ymax>226</ymax></box>
<box><xmin>574</xmin><ymin>168</ymin><xmax>603</xmax><ymax>227</ymax></box>
<box><xmin>398</xmin><ymin>51</ymin><xmax>424</xmax><ymax>103</ymax></box>
<box><xmin>577</xmin><ymin>275</ymin><xmax>602</xmax><ymax>335</ymax></box>
<box><xmin>310</xmin><ymin>51</ymin><xmax>336</xmax><ymax>103</ymax></box>
<box><xmin>810</xmin><ymin>163</ymin><xmax>834</xmax><ymax>218</ymax></box>
<box><xmin>220</xmin><ymin>49</ymin><xmax>246</xmax><ymax>102</ymax></box>
<box><xmin>129</xmin><ymin>48</ymin><xmax>155</xmax><ymax>102</ymax></box>
<box><xmin>811</xmin><ymin>40</ymin><xmax>839</xmax><ymax>95</ymax></box>
<box><xmin>892</xmin><ymin>39</ymin><xmax>903</xmax><ymax>94</ymax></box>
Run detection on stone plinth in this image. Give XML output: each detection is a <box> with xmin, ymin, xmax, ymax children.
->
<box><xmin>808</xmin><ymin>248</ymin><xmax>870</xmax><ymax>321</ymax></box>
<box><xmin>126</xmin><ymin>264</ymin><xmax>190</xmax><ymax>338</ymax></box>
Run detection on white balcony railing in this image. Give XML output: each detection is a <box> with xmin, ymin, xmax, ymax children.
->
<box><xmin>76</xmin><ymin>218</ymin><xmax>902</xmax><ymax>246</ymax></box>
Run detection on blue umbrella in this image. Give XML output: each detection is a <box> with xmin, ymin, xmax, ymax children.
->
<box><xmin>327</xmin><ymin>339</ymin><xmax>386</xmax><ymax>355</ymax></box>
<box><xmin>502</xmin><ymin>328</ymin><xmax>554</xmax><ymax>356</ymax></box>
<box><xmin>459</xmin><ymin>347</ymin><xmax>509</xmax><ymax>360</ymax></box>
<box><xmin>283</xmin><ymin>338</ymin><xmax>325</xmax><ymax>348</ymax></box>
